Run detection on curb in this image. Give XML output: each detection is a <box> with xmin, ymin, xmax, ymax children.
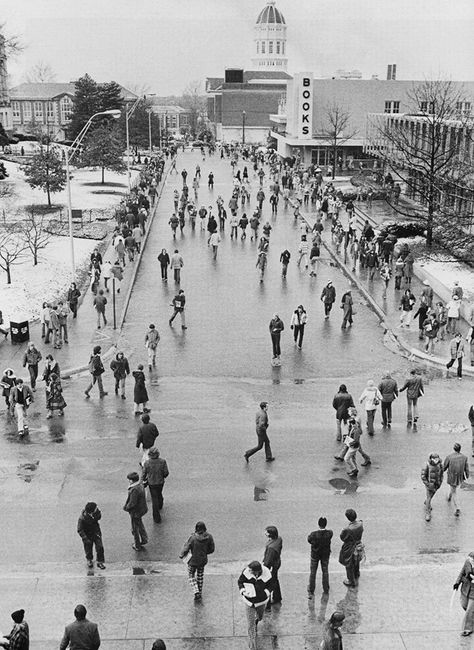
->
<box><xmin>303</xmin><ymin>215</ymin><xmax>474</xmax><ymax>378</ymax></box>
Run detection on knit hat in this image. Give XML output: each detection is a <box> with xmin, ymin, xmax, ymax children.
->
<box><xmin>11</xmin><ymin>610</ymin><xmax>24</xmax><ymax>623</ymax></box>
<box><xmin>93</xmin><ymin>345</ymin><xmax>101</xmax><ymax>354</ymax></box>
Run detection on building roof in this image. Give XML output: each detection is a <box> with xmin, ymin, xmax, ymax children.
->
<box><xmin>256</xmin><ymin>0</ymin><xmax>285</xmax><ymax>25</ymax></box>
<box><xmin>9</xmin><ymin>82</ymin><xmax>137</xmax><ymax>102</ymax></box>
<box><xmin>149</xmin><ymin>104</ymin><xmax>187</xmax><ymax>114</ymax></box>
<box><xmin>244</xmin><ymin>70</ymin><xmax>292</xmax><ymax>82</ymax></box>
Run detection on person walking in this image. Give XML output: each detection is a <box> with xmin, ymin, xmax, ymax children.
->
<box><xmin>169</xmin><ymin>289</ymin><xmax>187</xmax><ymax>329</ymax></box>
<box><xmin>84</xmin><ymin>346</ymin><xmax>107</xmax><ymax>399</ymax></box>
<box><xmin>358</xmin><ymin>380</ymin><xmax>382</xmax><ymax>435</ymax></box>
<box><xmin>136</xmin><ymin>413</ymin><xmax>158</xmax><ymax>466</ymax></box>
<box><xmin>238</xmin><ymin>561</ymin><xmax>272</xmax><ymax>650</ymax></box>
<box><xmin>209</xmin><ymin>231</ymin><xmax>221</xmax><ymax>260</ymax></box>
<box><xmin>446</xmin><ymin>295</ymin><xmax>461</xmax><ymax>334</ymax></box>
<box><xmin>290</xmin><ymin>305</ymin><xmax>307</xmax><ymax>349</ymax></box>
<box><xmin>378</xmin><ymin>372</ymin><xmax>398</xmax><ymax>427</ymax></box>
<box><xmin>332</xmin><ymin>384</ymin><xmax>355</xmax><ymax>442</ymax></box>
<box><xmin>269</xmin><ymin>314</ymin><xmax>284</xmax><ymax>360</ymax></box>
<box><xmin>45</xmin><ymin>372</ymin><xmax>66</xmax><ymax>419</ymax></box>
<box><xmin>142</xmin><ymin>447</ymin><xmax>169</xmax><ymax>523</ymax></box>
<box><xmin>179</xmin><ymin>521</ymin><xmax>215</xmax><ymax>601</ymax></box>
<box><xmin>339</xmin><ymin>508</ymin><xmax>364</xmax><ymax>587</ymax></box>
<box><xmin>67</xmin><ymin>283</ymin><xmax>81</xmax><ymax>319</ymax></box>
<box><xmin>446</xmin><ymin>331</ymin><xmax>465</xmax><ymax>378</ymax></box>
<box><xmin>244</xmin><ymin>401</ymin><xmax>274</xmax><ymax>462</ymax></box>
<box><xmin>444</xmin><ymin>443</ymin><xmax>469</xmax><ymax>517</ymax></box>
<box><xmin>262</xmin><ymin>526</ymin><xmax>282</xmax><ymax>608</ymax></box>
<box><xmin>307</xmin><ymin>517</ymin><xmax>333</xmax><ymax>597</ymax></box>
<box><xmin>321</xmin><ymin>281</ymin><xmax>336</xmax><ymax>318</ymax></box>
<box><xmin>144</xmin><ymin>324</ymin><xmax>160</xmax><ymax>370</ymax></box>
<box><xmin>77</xmin><ymin>502</ymin><xmax>106</xmax><ymax>569</ymax></box>
<box><xmin>57</xmin><ymin>301</ymin><xmax>70</xmax><ymax>344</ymax></box>
<box><xmin>256</xmin><ymin>250</ymin><xmax>267</xmax><ymax>282</ymax></box>
<box><xmin>453</xmin><ymin>552</ymin><xmax>474</xmax><ymax>636</ymax></box>
<box><xmin>421</xmin><ymin>453</ymin><xmax>443</xmax><ymax>521</ymax></box>
<box><xmin>423</xmin><ymin>311</ymin><xmax>439</xmax><ymax>355</ymax></box>
<box><xmin>469</xmin><ymin>405</ymin><xmax>474</xmax><ymax>457</ymax></box>
<box><xmin>399</xmin><ymin>368</ymin><xmax>424</xmax><ymax>426</ymax></box>
<box><xmin>123</xmin><ymin>471</ymin><xmax>148</xmax><ymax>551</ymax></box>
<box><xmin>399</xmin><ymin>289</ymin><xmax>416</xmax><ymax>328</ymax></box>
<box><xmin>110</xmin><ymin>351</ymin><xmax>130</xmax><ymax>399</ymax></box>
<box><xmin>22</xmin><ymin>342</ymin><xmax>42</xmax><ymax>391</ymax></box>
<box><xmin>0</xmin><ymin>609</ymin><xmax>29</xmax><ymax>650</ymax></box>
<box><xmin>93</xmin><ymin>289</ymin><xmax>107</xmax><ymax>329</ymax></box>
<box><xmin>10</xmin><ymin>378</ymin><xmax>33</xmax><ymax>436</ymax></box>
<box><xmin>297</xmin><ymin>235</ymin><xmax>309</xmax><ymax>269</ymax></box>
<box><xmin>101</xmin><ymin>260</ymin><xmax>112</xmax><ymax>291</ymax></box>
<box><xmin>48</xmin><ymin>304</ymin><xmax>61</xmax><ymax>348</ymax></box>
<box><xmin>170</xmin><ymin>249</ymin><xmax>184</xmax><ymax>283</ymax></box>
<box><xmin>340</xmin><ymin>289</ymin><xmax>354</xmax><ymax>329</ymax></box>
<box><xmin>111</xmin><ymin>259</ymin><xmax>123</xmax><ymax>293</ymax></box>
<box><xmin>280</xmin><ymin>249</ymin><xmax>290</xmax><ymax>278</ymax></box>
<box><xmin>59</xmin><ymin>605</ymin><xmax>100</xmax><ymax>650</ymax></box>
<box><xmin>157</xmin><ymin>249</ymin><xmax>170</xmax><ymax>281</ymax></box>
<box><xmin>320</xmin><ymin>612</ymin><xmax>345</xmax><ymax>650</ymax></box>
<box><xmin>132</xmin><ymin>365</ymin><xmax>150</xmax><ymax>416</ymax></box>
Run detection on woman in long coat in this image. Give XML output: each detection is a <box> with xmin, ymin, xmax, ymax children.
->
<box><xmin>132</xmin><ymin>364</ymin><xmax>150</xmax><ymax>415</ymax></box>
<box><xmin>46</xmin><ymin>372</ymin><xmax>66</xmax><ymax>418</ymax></box>
<box><xmin>454</xmin><ymin>552</ymin><xmax>474</xmax><ymax>635</ymax></box>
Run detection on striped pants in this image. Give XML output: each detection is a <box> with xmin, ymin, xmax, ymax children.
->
<box><xmin>245</xmin><ymin>604</ymin><xmax>266</xmax><ymax>650</ymax></box>
<box><xmin>187</xmin><ymin>565</ymin><xmax>204</xmax><ymax>594</ymax></box>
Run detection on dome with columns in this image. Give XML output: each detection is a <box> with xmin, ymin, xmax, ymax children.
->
<box><xmin>251</xmin><ymin>0</ymin><xmax>288</xmax><ymax>71</ymax></box>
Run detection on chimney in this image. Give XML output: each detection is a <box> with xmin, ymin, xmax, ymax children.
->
<box><xmin>387</xmin><ymin>64</ymin><xmax>397</xmax><ymax>80</ymax></box>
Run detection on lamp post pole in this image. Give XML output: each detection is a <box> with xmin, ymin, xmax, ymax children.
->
<box><xmin>242</xmin><ymin>110</ymin><xmax>246</xmax><ymax>145</ymax></box>
<box><xmin>65</xmin><ymin>147</ymin><xmax>75</xmax><ymax>276</ymax></box>
<box><xmin>148</xmin><ymin>109</ymin><xmax>152</xmax><ymax>157</ymax></box>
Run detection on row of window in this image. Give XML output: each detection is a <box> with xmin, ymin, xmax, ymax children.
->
<box><xmin>384</xmin><ymin>100</ymin><xmax>472</xmax><ymax>115</ymax></box>
<box><xmin>256</xmin><ymin>40</ymin><xmax>285</xmax><ymax>55</ymax></box>
<box><xmin>11</xmin><ymin>97</ymin><xmax>73</xmax><ymax>122</ymax></box>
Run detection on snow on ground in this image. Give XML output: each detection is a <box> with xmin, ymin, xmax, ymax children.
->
<box><xmin>0</xmin><ymin>236</ymin><xmax>98</xmax><ymax>323</ymax></box>
<box><xmin>1</xmin><ymin>159</ymin><xmax>129</xmax><ymax>213</ymax></box>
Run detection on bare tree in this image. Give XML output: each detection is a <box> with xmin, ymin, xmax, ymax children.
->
<box><xmin>0</xmin><ymin>25</ymin><xmax>24</xmax><ymax>56</ymax></box>
<box><xmin>0</xmin><ymin>225</ymin><xmax>28</xmax><ymax>284</ymax></box>
<box><xmin>368</xmin><ymin>79</ymin><xmax>474</xmax><ymax>249</ymax></box>
<box><xmin>24</xmin><ymin>61</ymin><xmax>56</xmax><ymax>83</ymax></box>
<box><xmin>181</xmin><ymin>80</ymin><xmax>206</xmax><ymax>138</ymax></box>
<box><xmin>321</xmin><ymin>103</ymin><xmax>358</xmax><ymax>179</ymax></box>
<box><xmin>19</xmin><ymin>211</ymin><xmax>53</xmax><ymax>266</ymax></box>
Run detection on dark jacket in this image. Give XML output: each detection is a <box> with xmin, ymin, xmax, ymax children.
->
<box><xmin>123</xmin><ymin>481</ymin><xmax>148</xmax><ymax>518</ymax></box>
<box><xmin>321</xmin><ymin>284</ymin><xmax>336</xmax><ymax>304</ymax></box>
<box><xmin>378</xmin><ymin>376</ymin><xmax>398</xmax><ymax>402</ymax></box>
<box><xmin>269</xmin><ymin>317</ymin><xmax>284</xmax><ymax>335</ymax></box>
<box><xmin>132</xmin><ymin>370</ymin><xmax>148</xmax><ymax>404</ymax></box>
<box><xmin>456</xmin><ymin>559</ymin><xmax>474</xmax><ymax>600</ymax></box>
<box><xmin>263</xmin><ymin>536</ymin><xmax>282</xmax><ymax>571</ymax></box>
<box><xmin>23</xmin><ymin>348</ymin><xmax>42</xmax><ymax>367</ymax></box>
<box><xmin>110</xmin><ymin>355</ymin><xmax>130</xmax><ymax>379</ymax></box>
<box><xmin>320</xmin><ymin>622</ymin><xmax>343</xmax><ymax>650</ymax></box>
<box><xmin>307</xmin><ymin>528</ymin><xmax>333</xmax><ymax>560</ymax></box>
<box><xmin>59</xmin><ymin>619</ymin><xmax>100</xmax><ymax>650</ymax></box>
<box><xmin>180</xmin><ymin>531</ymin><xmax>215</xmax><ymax>568</ymax></box>
<box><xmin>238</xmin><ymin>565</ymin><xmax>272</xmax><ymax>607</ymax></box>
<box><xmin>400</xmin><ymin>375</ymin><xmax>424</xmax><ymax>400</ymax></box>
<box><xmin>142</xmin><ymin>450</ymin><xmax>168</xmax><ymax>486</ymax></box>
<box><xmin>421</xmin><ymin>459</ymin><xmax>443</xmax><ymax>491</ymax></box>
<box><xmin>77</xmin><ymin>508</ymin><xmax>102</xmax><ymax>541</ymax></box>
<box><xmin>136</xmin><ymin>422</ymin><xmax>159</xmax><ymax>449</ymax></box>
<box><xmin>339</xmin><ymin>520</ymin><xmax>364</xmax><ymax>567</ymax></box>
<box><xmin>255</xmin><ymin>407</ymin><xmax>269</xmax><ymax>431</ymax></box>
<box><xmin>89</xmin><ymin>354</ymin><xmax>104</xmax><ymax>377</ymax></box>
<box><xmin>158</xmin><ymin>252</ymin><xmax>170</xmax><ymax>267</ymax></box>
<box><xmin>332</xmin><ymin>391</ymin><xmax>354</xmax><ymax>421</ymax></box>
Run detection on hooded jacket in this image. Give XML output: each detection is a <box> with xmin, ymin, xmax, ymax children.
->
<box><xmin>142</xmin><ymin>449</ymin><xmax>169</xmax><ymax>486</ymax></box>
<box><xmin>123</xmin><ymin>481</ymin><xmax>148</xmax><ymax>518</ymax></box>
<box><xmin>421</xmin><ymin>458</ymin><xmax>443</xmax><ymax>491</ymax></box>
<box><xmin>110</xmin><ymin>354</ymin><xmax>130</xmax><ymax>378</ymax></box>
<box><xmin>180</xmin><ymin>531</ymin><xmax>215</xmax><ymax>568</ymax></box>
<box><xmin>238</xmin><ymin>565</ymin><xmax>272</xmax><ymax>607</ymax></box>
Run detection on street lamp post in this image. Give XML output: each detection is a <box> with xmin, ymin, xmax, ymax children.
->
<box><xmin>65</xmin><ymin>109</ymin><xmax>121</xmax><ymax>276</ymax></box>
<box><xmin>242</xmin><ymin>110</ymin><xmax>246</xmax><ymax>145</ymax></box>
<box><xmin>147</xmin><ymin>109</ymin><xmax>152</xmax><ymax>157</ymax></box>
<box><xmin>125</xmin><ymin>94</ymin><xmax>155</xmax><ymax>191</ymax></box>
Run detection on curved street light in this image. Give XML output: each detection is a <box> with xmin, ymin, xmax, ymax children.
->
<box><xmin>65</xmin><ymin>109</ymin><xmax>122</xmax><ymax>276</ymax></box>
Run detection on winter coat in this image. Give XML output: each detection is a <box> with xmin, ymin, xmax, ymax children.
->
<box><xmin>423</xmin><ymin>317</ymin><xmax>439</xmax><ymax>339</ymax></box>
<box><xmin>339</xmin><ymin>520</ymin><xmax>364</xmax><ymax>567</ymax></box>
<box><xmin>341</xmin><ymin>292</ymin><xmax>353</xmax><ymax>316</ymax></box>
<box><xmin>170</xmin><ymin>253</ymin><xmax>184</xmax><ymax>270</ymax></box>
<box><xmin>307</xmin><ymin>529</ymin><xmax>333</xmax><ymax>560</ymax></box>
<box><xmin>321</xmin><ymin>285</ymin><xmax>336</xmax><ymax>304</ymax></box>
<box><xmin>320</xmin><ymin>623</ymin><xmax>343</xmax><ymax>650</ymax></box>
<box><xmin>10</xmin><ymin>384</ymin><xmax>33</xmax><ymax>408</ymax></box>
<box><xmin>269</xmin><ymin>317</ymin><xmax>284</xmax><ymax>335</ymax></box>
<box><xmin>67</xmin><ymin>287</ymin><xmax>81</xmax><ymax>305</ymax></box>
<box><xmin>263</xmin><ymin>536</ymin><xmax>283</xmax><ymax>571</ymax></box>
<box><xmin>123</xmin><ymin>481</ymin><xmax>148</xmax><ymax>518</ymax></box>
<box><xmin>46</xmin><ymin>376</ymin><xmax>66</xmax><ymax>411</ymax></box>
<box><xmin>421</xmin><ymin>459</ymin><xmax>443</xmax><ymax>491</ymax></box>
<box><xmin>290</xmin><ymin>310</ymin><xmax>307</xmax><ymax>328</ymax></box>
<box><xmin>449</xmin><ymin>338</ymin><xmax>465</xmax><ymax>359</ymax></box>
<box><xmin>332</xmin><ymin>391</ymin><xmax>355</xmax><ymax>421</ymax></box>
<box><xmin>359</xmin><ymin>385</ymin><xmax>382</xmax><ymax>411</ymax></box>
<box><xmin>400</xmin><ymin>293</ymin><xmax>416</xmax><ymax>312</ymax></box>
<box><xmin>238</xmin><ymin>565</ymin><xmax>272</xmax><ymax>607</ymax></box>
<box><xmin>89</xmin><ymin>354</ymin><xmax>104</xmax><ymax>377</ymax></box>
<box><xmin>456</xmin><ymin>559</ymin><xmax>474</xmax><ymax>600</ymax></box>
<box><xmin>93</xmin><ymin>294</ymin><xmax>107</xmax><ymax>313</ymax></box>
<box><xmin>43</xmin><ymin>360</ymin><xmax>60</xmax><ymax>383</ymax></box>
<box><xmin>110</xmin><ymin>355</ymin><xmax>130</xmax><ymax>379</ymax></box>
<box><xmin>136</xmin><ymin>422</ymin><xmax>159</xmax><ymax>450</ymax></box>
<box><xmin>158</xmin><ymin>252</ymin><xmax>170</xmax><ymax>267</ymax></box>
<box><xmin>446</xmin><ymin>299</ymin><xmax>461</xmax><ymax>318</ymax></box>
<box><xmin>443</xmin><ymin>452</ymin><xmax>469</xmax><ymax>487</ymax></box>
<box><xmin>400</xmin><ymin>375</ymin><xmax>424</xmax><ymax>400</ymax></box>
<box><xmin>142</xmin><ymin>450</ymin><xmax>169</xmax><ymax>486</ymax></box>
<box><xmin>132</xmin><ymin>370</ymin><xmax>148</xmax><ymax>404</ymax></box>
<box><xmin>77</xmin><ymin>507</ymin><xmax>102</xmax><ymax>541</ymax></box>
<box><xmin>180</xmin><ymin>531</ymin><xmax>215</xmax><ymax>568</ymax></box>
<box><xmin>256</xmin><ymin>407</ymin><xmax>269</xmax><ymax>431</ymax></box>
<box><xmin>23</xmin><ymin>348</ymin><xmax>42</xmax><ymax>367</ymax></box>
<box><xmin>378</xmin><ymin>376</ymin><xmax>398</xmax><ymax>402</ymax></box>
<box><xmin>145</xmin><ymin>329</ymin><xmax>160</xmax><ymax>350</ymax></box>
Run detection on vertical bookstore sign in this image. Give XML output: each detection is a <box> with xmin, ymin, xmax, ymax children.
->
<box><xmin>297</xmin><ymin>73</ymin><xmax>313</xmax><ymax>139</ymax></box>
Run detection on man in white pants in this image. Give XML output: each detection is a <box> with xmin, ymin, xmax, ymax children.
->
<box><xmin>144</xmin><ymin>324</ymin><xmax>160</xmax><ymax>370</ymax></box>
<box><xmin>10</xmin><ymin>378</ymin><xmax>34</xmax><ymax>435</ymax></box>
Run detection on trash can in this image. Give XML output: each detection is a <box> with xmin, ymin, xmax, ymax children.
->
<box><xmin>10</xmin><ymin>319</ymin><xmax>29</xmax><ymax>343</ymax></box>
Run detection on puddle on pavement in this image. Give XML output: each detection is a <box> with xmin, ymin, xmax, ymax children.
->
<box><xmin>419</xmin><ymin>546</ymin><xmax>459</xmax><ymax>554</ymax></box>
<box><xmin>132</xmin><ymin>567</ymin><xmax>146</xmax><ymax>575</ymax></box>
<box><xmin>294</xmin><ymin>378</ymin><xmax>305</xmax><ymax>384</ymax></box>
<box><xmin>328</xmin><ymin>477</ymin><xmax>358</xmax><ymax>494</ymax></box>
<box><xmin>17</xmin><ymin>460</ymin><xmax>39</xmax><ymax>483</ymax></box>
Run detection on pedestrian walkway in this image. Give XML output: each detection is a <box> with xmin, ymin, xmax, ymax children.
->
<box><xmin>0</xmin><ymin>561</ymin><xmax>468</xmax><ymax>649</ymax></box>
<box><xmin>302</xmin><ymin>198</ymin><xmax>474</xmax><ymax>376</ymax></box>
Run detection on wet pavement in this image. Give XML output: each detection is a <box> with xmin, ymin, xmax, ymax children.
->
<box><xmin>1</xmin><ymin>151</ymin><xmax>474</xmax><ymax>647</ymax></box>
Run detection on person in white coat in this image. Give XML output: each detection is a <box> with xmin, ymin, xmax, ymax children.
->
<box><xmin>290</xmin><ymin>305</ymin><xmax>308</xmax><ymax>349</ymax></box>
<box><xmin>359</xmin><ymin>379</ymin><xmax>383</xmax><ymax>436</ymax></box>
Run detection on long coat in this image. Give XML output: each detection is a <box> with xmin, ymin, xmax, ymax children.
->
<box><xmin>339</xmin><ymin>520</ymin><xmax>364</xmax><ymax>566</ymax></box>
<box><xmin>132</xmin><ymin>370</ymin><xmax>148</xmax><ymax>404</ymax></box>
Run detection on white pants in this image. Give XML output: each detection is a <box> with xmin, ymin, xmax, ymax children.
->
<box><xmin>15</xmin><ymin>403</ymin><xmax>27</xmax><ymax>434</ymax></box>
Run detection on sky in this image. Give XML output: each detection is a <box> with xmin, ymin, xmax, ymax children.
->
<box><xmin>2</xmin><ymin>0</ymin><xmax>474</xmax><ymax>94</ymax></box>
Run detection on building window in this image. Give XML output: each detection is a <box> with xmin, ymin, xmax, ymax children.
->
<box><xmin>420</xmin><ymin>101</ymin><xmax>435</xmax><ymax>113</ymax></box>
<box><xmin>269</xmin><ymin>41</ymin><xmax>273</xmax><ymax>54</ymax></box>
<box><xmin>23</xmin><ymin>102</ymin><xmax>32</xmax><ymax>120</ymax></box>
<box><xmin>276</xmin><ymin>41</ymin><xmax>280</xmax><ymax>54</ymax></box>
<box><xmin>34</xmin><ymin>101</ymin><xmax>43</xmax><ymax>120</ymax></box>
<box><xmin>46</xmin><ymin>101</ymin><xmax>54</xmax><ymax>121</ymax></box>
<box><xmin>60</xmin><ymin>96</ymin><xmax>73</xmax><ymax>123</ymax></box>
<box><xmin>261</xmin><ymin>41</ymin><xmax>265</xmax><ymax>54</ymax></box>
<box><xmin>384</xmin><ymin>101</ymin><xmax>400</xmax><ymax>114</ymax></box>
<box><xmin>12</xmin><ymin>101</ymin><xmax>20</xmax><ymax>119</ymax></box>
<box><xmin>171</xmin><ymin>116</ymin><xmax>177</xmax><ymax>128</ymax></box>
<box><xmin>456</xmin><ymin>101</ymin><xmax>472</xmax><ymax>114</ymax></box>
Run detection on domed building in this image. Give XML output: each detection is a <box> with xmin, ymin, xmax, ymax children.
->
<box><xmin>251</xmin><ymin>0</ymin><xmax>288</xmax><ymax>71</ymax></box>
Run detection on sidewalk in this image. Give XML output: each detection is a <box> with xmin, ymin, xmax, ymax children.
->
<box><xmin>0</xmin><ymin>165</ymin><xmax>168</xmax><ymax>381</ymax></box>
<box><xmin>0</xmin><ymin>561</ymin><xmax>469</xmax><ymax>649</ymax></box>
<box><xmin>302</xmin><ymin>199</ymin><xmax>474</xmax><ymax>376</ymax></box>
